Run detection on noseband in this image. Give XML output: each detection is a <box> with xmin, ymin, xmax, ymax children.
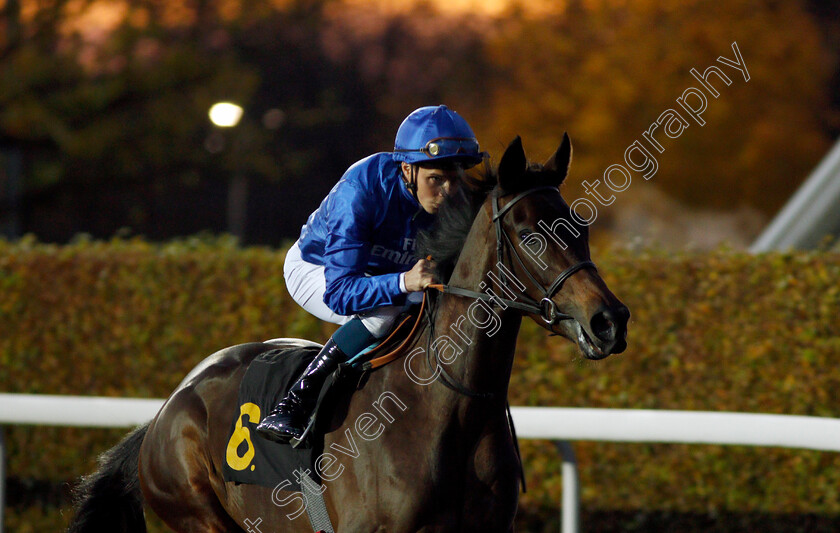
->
<box><xmin>432</xmin><ymin>186</ymin><xmax>596</xmax><ymax>325</ymax></box>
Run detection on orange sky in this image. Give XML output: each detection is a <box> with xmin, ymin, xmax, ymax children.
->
<box><xmin>12</xmin><ymin>0</ymin><xmax>566</xmax><ymax>42</ymax></box>
<box><xmin>27</xmin><ymin>0</ymin><xmax>563</xmax><ymax>47</ymax></box>
<box><xmin>340</xmin><ymin>0</ymin><xmax>560</xmax><ymax>16</ymax></box>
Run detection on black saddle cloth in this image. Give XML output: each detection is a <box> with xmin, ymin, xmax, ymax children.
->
<box><xmin>221</xmin><ymin>343</ymin><xmax>353</xmax><ymax>491</ymax></box>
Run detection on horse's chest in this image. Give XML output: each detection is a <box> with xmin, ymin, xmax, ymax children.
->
<box><xmin>411</xmin><ymin>429</ymin><xmax>520</xmax><ymax>528</ymax></box>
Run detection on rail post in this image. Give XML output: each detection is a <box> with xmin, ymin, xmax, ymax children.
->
<box><xmin>555</xmin><ymin>440</ymin><xmax>580</xmax><ymax>533</ymax></box>
<box><xmin>1</xmin><ymin>426</ymin><xmax>6</xmax><ymax>533</ymax></box>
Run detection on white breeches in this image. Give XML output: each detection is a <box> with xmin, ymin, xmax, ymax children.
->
<box><xmin>284</xmin><ymin>241</ymin><xmax>420</xmax><ymax>338</ymax></box>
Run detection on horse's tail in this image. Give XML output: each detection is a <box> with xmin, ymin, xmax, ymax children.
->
<box><xmin>67</xmin><ymin>423</ymin><xmax>149</xmax><ymax>533</ymax></box>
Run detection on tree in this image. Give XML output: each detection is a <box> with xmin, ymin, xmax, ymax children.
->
<box><xmin>478</xmin><ymin>0</ymin><xmax>835</xmax><ymax>214</ymax></box>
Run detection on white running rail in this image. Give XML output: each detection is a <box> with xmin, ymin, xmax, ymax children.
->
<box><xmin>3</xmin><ymin>393</ymin><xmax>840</xmax><ymax>533</ymax></box>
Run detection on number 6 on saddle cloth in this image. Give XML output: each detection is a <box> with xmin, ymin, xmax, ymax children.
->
<box><xmin>222</xmin><ymin>302</ymin><xmax>423</xmax><ymax>490</ymax></box>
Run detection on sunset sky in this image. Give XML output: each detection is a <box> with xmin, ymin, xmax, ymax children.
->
<box><xmin>339</xmin><ymin>0</ymin><xmax>559</xmax><ymax>16</ymax></box>
<box><xmin>46</xmin><ymin>0</ymin><xmax>563</xmax><ymax>39</ymax></box>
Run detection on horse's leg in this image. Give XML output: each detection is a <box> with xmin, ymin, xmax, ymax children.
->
<box><xmin>139</xmin><ymin>387</ymin><xmax>245</xmax><ymax>533</ymax></box>
<box><xmin>461</xmin><ymin>418</ymin><xmax>520</xmax><ymax>532</ymax></box>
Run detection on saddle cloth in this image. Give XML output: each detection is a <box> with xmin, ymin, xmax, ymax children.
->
<box><xmin>222</xmin><ymin>345</ymin><xmax>328</xmax><ymax>491</ymax></box>
<box><xmin>221</xmin><ymin>305</ymin><xmax>421</xmax><ymax>490</ymax></box>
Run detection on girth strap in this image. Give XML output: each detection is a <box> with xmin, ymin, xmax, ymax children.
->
<box><xmin>301</xmin><ymin>473</ymin><xmax>335</xmax><ymax>533</ymax></box>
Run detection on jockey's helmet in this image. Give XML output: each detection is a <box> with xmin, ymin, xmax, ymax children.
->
<box><xmin>393</xmin><ymin>105</ymin><xmax>485</xmax><ymax>168</ymax></box>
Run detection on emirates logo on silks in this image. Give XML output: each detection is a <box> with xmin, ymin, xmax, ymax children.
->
<box><xmin>371</xmin><ymin>237</ymin><xmax>418</xmax><ymax>266</ymax></box>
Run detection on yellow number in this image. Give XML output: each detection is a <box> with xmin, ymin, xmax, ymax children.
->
<box><xmin>225</xmin><ymin>402</ymin><xmax>261</xmax><ymax>471</ymax></box>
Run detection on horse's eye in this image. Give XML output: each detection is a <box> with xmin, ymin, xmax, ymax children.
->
<box><xmin>519</xmin><ymin>229</ymin><xmax>543</xmax><ymax>252</ymax></box>
<box><xmin>519</xmin><ymin>230</ymin><xmax>541</xmax><ymax>247</ymax></box>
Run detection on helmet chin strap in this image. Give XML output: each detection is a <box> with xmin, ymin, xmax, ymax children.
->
<box><xmin>402</xmin><ymin>164</ymin><xmax>425</xmax><ymax>219</ymax></box>
<box><xmin>403</xmin><ymin>164</ymin><xmax>419</xmax><ymax>201</ymax></box>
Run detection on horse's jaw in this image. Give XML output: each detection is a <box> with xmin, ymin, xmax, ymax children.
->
<box><xmin>574</xmin><ymin>320</ymin><xmax>611</xmax><ymax>360</ymax></box>
<box><xmin>547</xmin><ymin>318</ymin><xmax>626</xmax><ymax>361</ymax></box>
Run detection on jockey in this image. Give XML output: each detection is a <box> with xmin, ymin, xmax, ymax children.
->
<box><xmin>256</xmin><ymin>105</ymin><xmax>485</xmax><ymax>444</ymax></box>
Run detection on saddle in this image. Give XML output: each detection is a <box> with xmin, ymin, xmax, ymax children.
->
<box><xmin>347</xmin><ymin>298</ymin><xmax>427</xmax><ymax>371</ymax></box>
<box><xmin>221</xmin><ymin>301</ymin><xmax>425</xmax><ymax>491</ymax></box>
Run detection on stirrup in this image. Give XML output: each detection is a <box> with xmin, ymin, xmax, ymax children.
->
<box><xmin>290</xmin><ymin>414</ymin><xmax>317</xmax><ymax>449</ymax></box>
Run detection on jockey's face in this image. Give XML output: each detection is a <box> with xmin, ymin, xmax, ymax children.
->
<box><xmin>401</xmin><ymin>162</ymin><xmax>460</xmax><ymax>214</ymax></box>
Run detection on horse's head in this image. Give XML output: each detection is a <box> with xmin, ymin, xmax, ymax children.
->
<box><xmin>488</xmin><ymin>135</ymin><xmax>629</xmax><ymax>359</ymax></box>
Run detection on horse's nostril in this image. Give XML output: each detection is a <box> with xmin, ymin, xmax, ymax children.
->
<box><xmin>590</xmin><ymin>310</ymin><xmax>616</xmax><ymax>342</ymax></box>
<box><xmin>590</xmin><ymin>304</ymin><xmax>629</xmax><ymax>343</ymax></box>
<box><xmin>618</xmin><ymin>304</ymin><xmax>631</xmax><ymax>321</ymax></box>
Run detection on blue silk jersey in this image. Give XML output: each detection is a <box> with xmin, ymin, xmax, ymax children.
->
<box><xmin>296</xmin><ymin>152</ymin><xmax>434</xmax><ymax>316</ymax></box>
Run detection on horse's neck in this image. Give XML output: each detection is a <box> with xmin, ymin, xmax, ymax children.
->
<box><xmin>348</xmin><ymin>208</ymin><xmax>520</xmax><ymax>450</ymax></box>
<box><xmin>427</xmin><ymin>206</ymin><xmax>522</xmax><ymax>407</ymax></box>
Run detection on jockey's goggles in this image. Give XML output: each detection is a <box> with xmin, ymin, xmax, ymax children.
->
<box><xmin>397</xmin><ymin>137</ymin><xmax>481</xmax><ymax>159</ymax></box>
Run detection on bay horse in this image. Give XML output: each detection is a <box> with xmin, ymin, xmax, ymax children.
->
<box><xmin>68</xmin><ymin>135</ymin><xmax>629</xmax><ymax>532</ymax></box>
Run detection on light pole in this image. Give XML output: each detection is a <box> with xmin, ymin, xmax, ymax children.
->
<box><xmin>0</xmin><ymin>147</ymin><xmax>22</xmax><ymax>239</ymax></box>
<box><xmin>208</xmin><ymin>102</ymin><xmax>247</xmax><ymax>241</ymax></box>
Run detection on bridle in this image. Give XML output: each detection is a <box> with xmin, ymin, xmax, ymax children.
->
<box><xmin>492</xmin><ymin>185</ymin><xmax>597</xmax><ymax>323</ymax></box>
<box><xmin>431</xmin><ymin>185</ymin><xmax>597</xmax><ymax>325</ymax></box>
<box><xmin>425</xmin><ymin>185</ymin><xmax>597</xmax><ymax>400</ymax></box>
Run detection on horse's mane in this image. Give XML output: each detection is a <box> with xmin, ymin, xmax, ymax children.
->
<box><xmin>417</xmin><ymin>168</ymin><xmax>498</xmax><ymax>282</ymax></box>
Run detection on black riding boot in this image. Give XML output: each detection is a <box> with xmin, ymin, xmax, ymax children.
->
<box><xmin>256</xmin><ymin>338</ymin><xmax>348</xmax><ymax>444</ymax></box>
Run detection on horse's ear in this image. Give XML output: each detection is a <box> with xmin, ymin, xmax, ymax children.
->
<box><xmin>543</xmin><ymin>132</ymin><xmax>572</xmax><ymax>185</ymax></box>
<box><xmin>498</xmin><ymin>135</ymin><xmax>527</xmax><ymax>191</ymax></box>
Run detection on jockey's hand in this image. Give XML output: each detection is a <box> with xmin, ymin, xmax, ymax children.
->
<box><xmin>404</xmin><ymin>258</ymin><xmax>438</xmax><ymax>292</ymax></box>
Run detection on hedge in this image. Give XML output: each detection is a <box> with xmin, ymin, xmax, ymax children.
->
<box><xmin>1</xmin><ymin>237</ymin><xmax>839</xmax><ymax>532</ymax></box>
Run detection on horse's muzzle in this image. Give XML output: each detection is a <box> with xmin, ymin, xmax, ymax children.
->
<box><xmin>589</xmin><ymin>303</ymin><xmax>630</xmax><ymax>355</ymax></box>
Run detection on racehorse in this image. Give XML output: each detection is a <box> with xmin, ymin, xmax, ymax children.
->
<box><xmin>68</xmin><ymin>135</ymin><xmax>629</xmax><ymax>532</ymax></box>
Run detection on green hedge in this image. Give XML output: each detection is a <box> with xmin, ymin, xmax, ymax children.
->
<box><xmin>2</xmin><ymin>237</ymin><xmax>839</xmax><ymax>531</ymax></box>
